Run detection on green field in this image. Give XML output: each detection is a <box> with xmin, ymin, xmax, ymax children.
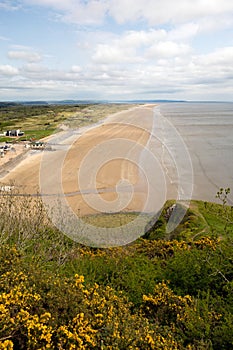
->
<box><xmin>0</xmin><ymin>103</ymin><xmax>135</xmax><ymax>142</ymax></box>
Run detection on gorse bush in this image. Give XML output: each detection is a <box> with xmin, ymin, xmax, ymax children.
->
<box><xmin>0</xmin><ymin>247</ymin><xmax>175</xmax><ymax>349</ymax></box>
<box><xmin>1</xmin><ymin>245</ymin><xmax>232</xmax><ymax>349</ymax></box>
<box><xmin>0</xmin><ymin>191</ymin><xmax>232</xmax><ymax>349</ymax></box>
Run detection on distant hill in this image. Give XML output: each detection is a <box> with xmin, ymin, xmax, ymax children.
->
<box><xmin>0</xmin><ymin>102</ymin><xmax>20</xmax><ymax>107</ymax></box>
<box><xmin>19</xmin><ymin>101</ymin><xmax>49</xmax><ymax>105</ymax></box>
<box><xmin>0</xmin><ymin>99</ymin><xmax>187</xmax><ymax>107</ymax></box>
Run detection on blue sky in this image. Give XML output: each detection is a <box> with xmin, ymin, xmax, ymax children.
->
<box><xmin>0</xmin><ymin>0</ymin><xmax>233</xmax><ymax>101</ymax></box>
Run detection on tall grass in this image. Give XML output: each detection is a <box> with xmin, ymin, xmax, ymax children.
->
<box><xmin>0</xmin><ymin>187</ymin><xmax>79</xmax><ymax>265</ymax></box>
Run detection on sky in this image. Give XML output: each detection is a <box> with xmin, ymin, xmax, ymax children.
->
<box><xmin>0</xmin><ymin>0</ymin><xmax>233</xmax><ymax>101</ymax></box>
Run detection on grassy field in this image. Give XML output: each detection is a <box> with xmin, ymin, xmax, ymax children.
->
<box><xmin>0</xmin><ymin>103</ymin><xmax>136</xmax><ymax>142</ymax></box>
<box><xmin>81</xmin><ymin>212</ymin><xmax>148</xmax><ymax>228</ymax></box>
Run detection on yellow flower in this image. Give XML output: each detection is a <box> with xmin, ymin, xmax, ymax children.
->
<box><xmin>74</xmin><ymin>274</ymin><xmax>85</xmax><ymax>288</ymax></box>
<box><xmin>0</xmin><ymin>340</ymin><xmax>14</xmax><ymax>350</ymax></box>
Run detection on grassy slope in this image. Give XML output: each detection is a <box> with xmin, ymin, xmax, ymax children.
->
<box><xmin>143</xmin><ymin>199</ymin><xmax>233</xmax><ymax>241</ymax></box>
<box><xmin>0</xmin><ymin>194</ymin><xmax>232</xmax><ymax>349</ymax></box>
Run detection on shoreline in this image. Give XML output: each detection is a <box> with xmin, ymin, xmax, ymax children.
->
<box><xmin>42</xmin><ymin>104</ymin><xmax>157</xmax><ymax>215</ymax></box>
<box><xmin>0</xmin><ymin>103</ymin><xmax>144</xmax><ymax>182</ymax></box>
<box><xmin>0</xmin><ymin>104</ymin><xmax>161</xmax><ymax>216</ymax></box>
<box><xmin>1</xmin><ymin>101</ymin><xmax>231</xmax><ymax>211</ymax></box>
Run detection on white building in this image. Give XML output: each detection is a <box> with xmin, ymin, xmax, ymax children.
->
<box><xmin>5</xmin><ymin>129</ymin><xmax>24</xmax><ymax>137</ymax></box>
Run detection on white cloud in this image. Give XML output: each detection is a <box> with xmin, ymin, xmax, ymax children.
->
<box><xmin>189</xmin><ymin>47</ymin><xmax>233</xmax><ymax>84</ymax></box>
<box><xmin>19</xmin><ymin>64</ymin><xmax>83</xmax><ymax>82</ymax></box>
<box><xmin>1</xmin><ymin>1</ymin><xmax>233</xmax><ymax>100</ymax></box>
<box><xmin>186</xmin><ymin>47</ymin><xmax>233</xmax><ymax>87</ymax></box>
<box><xmin>63</xmin><ymin>1</ymin><xmax>108</xmax><ymax>25</ymax></box>
<box><xmin>168</xmin><ymin>23</ymin><xmax>199</xmax><ymax>41</ymax></box>
<box><xmin>20</xmin><ymin>0</ymin><xmax>233</xmax><ymax>26</ymax></box>
<box><xmin>0</xmin><ymin>64</ymin><xmax>19</xmax><ymax>75</ymax></box>
<box><xmin>92</xmin><ymin>44</ymin><xmax>140</xmax><ymax>64</ymax></box>
<box><xmin>198</xmin><ymin>15</ymin><xmax>233</xmax><ymax>32</ymax></box>
<box><xmin>10</xmin><ymin>44</ymin><xmax>33</xmax><ymax>50</ymax></box>
<box><xmin>23</xmin><ymin>0</ymin><xmax>108</xmax><ymax>24</ymax></box>
<box><xmin>147</xmin><ymin>41</ymin><xmax>191</xmax><ymax>58</ymax></box>
<box><xmin>8</xmin><ymin>50</ymin><xmax>42</xmax><ymax>62</ymax></box>
<box><xmin>22</xmin><ymin>63</ymin><xmax>47</xmax><ymax>73</ymax></box>
<box><xmin>196</xmin><ymin>47</ymin><xmax>233</xmax><ymax>67</ymax></box>
<box><xmin>1</xmin><ymin>50</ymin><xmax>232</xmax><ymax>100</ymax></box>
<box><xmin>91</xmin><ymin>26</ymin><xmax>194</xmax><ymax>64</ymax></box>
<box><xmin>0</xmin><ymin>1</ymin><xmax>21</xmax><ymax>11</ymax></box>
<box><xmin>118</xmin><ymin>29</ymin><xmax>167</xmax><ymax>49</ymax></box>
<box><xmin>109</xmin><ymin>0</ymin><xmax>233</xmax><ymax>25</ymax></box>
<box><xmin>71</xmin><ymin>65</ymin><xmax>82</xmax><ymax>73</ymax></box>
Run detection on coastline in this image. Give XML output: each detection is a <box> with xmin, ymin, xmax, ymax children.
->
<box><xmin>0</xmin><ymin>104</ymin><xmax>162</xmax><ymax>216</ymax></box>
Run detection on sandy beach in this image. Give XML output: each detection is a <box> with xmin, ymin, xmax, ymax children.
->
<box><xmin>0</xmin><ymin>104</ymin><xmax>170</xmax><ymax>216</ymax></box>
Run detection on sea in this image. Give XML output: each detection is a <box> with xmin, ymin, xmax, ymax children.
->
<box><xmin>154</xmin><ymin>102</ymin><xmax>233</xmax><ymax>205</ymax></box>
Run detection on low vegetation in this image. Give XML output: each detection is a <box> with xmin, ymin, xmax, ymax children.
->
<box><xmin>0</xmin><ymin>103</ymin><xmax>134</xmax><ymax>142</ymax></box>
<box><xmin>0</xmin><ymin>186</ymin><xmax>232</xmax><ymax>349</ymax></box>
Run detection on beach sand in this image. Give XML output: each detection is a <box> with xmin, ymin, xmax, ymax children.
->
<box><xmin>0</xmin><ymin>104</ymin><xmax>174</xmax><ymax>215</ymax></box>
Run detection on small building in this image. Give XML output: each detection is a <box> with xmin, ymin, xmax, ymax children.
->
<box><xmin>5</xmin><ymin>129</ymin><xmax>24</xmax><ymax>137</ymax></box>
<box><xmin>0</xmin><ymin>144</ymin><xmax>11</xmax><ymax>154</ymax></box>
<box><xmin>30</xmin><ymin>141</ymin><xmax>45</xmax><ymax>149</ymax></box>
